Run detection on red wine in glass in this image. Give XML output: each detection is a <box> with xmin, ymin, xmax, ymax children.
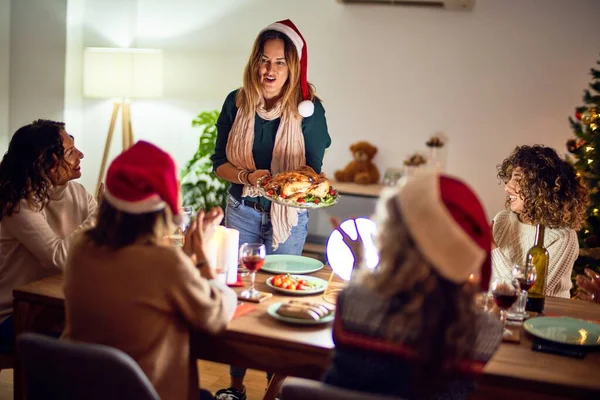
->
<box><xmin>493</xmin><ymin>292</ymin><xmax>519</xmax><ymax>309</ymax></box>
<box><xmin>516</xmin><ymin>277</ymin><xmax>534</xmax><ymax>292</ymax></box>
<box><xmin>242</xmin><ymin>256</ymin><xmax>265</xmax><ymax>272</ymax></box>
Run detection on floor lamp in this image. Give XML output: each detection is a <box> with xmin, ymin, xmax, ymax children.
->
<box><xmin>83</xmin><ymin>47</ymin><xmax>163</xmax><ymax>194</ymax></box>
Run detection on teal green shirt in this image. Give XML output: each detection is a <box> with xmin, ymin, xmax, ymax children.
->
<box><xmin>211</xmin><ymin>89</ymin><xmax>332</xmax><ymax>209</ymax></box>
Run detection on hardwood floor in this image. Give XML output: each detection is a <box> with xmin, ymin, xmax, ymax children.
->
<box><xmin>0</xmin><ymin>361</ymin><xmax>273</xmax><ymax>400</ymax></box>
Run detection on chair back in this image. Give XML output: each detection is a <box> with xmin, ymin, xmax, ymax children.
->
<box><xmin>17</xmin><ymin>333</ymin><xmax>160</xmax><ymax>400</ymax></box>
<box><xmin>0</xmin><ymin>353</ymin><xmax>14</xmax><ymax>371</ymax></box>
<box><xmin>281</xmin><ymin>377</ymin><xmax>405</xmax><ymax>400</ymax></box>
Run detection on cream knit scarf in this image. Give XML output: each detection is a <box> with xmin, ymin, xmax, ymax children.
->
<box><xmin>226</xmin><ymin>97</ymin><xmax>306</xmax><ymax>249</ymax></box>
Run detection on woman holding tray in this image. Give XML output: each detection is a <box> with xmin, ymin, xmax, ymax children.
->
<box><xmin>211</xmin><ymin>19</ymin><xmax>331</xmax><ymax>255</ymax></box>
<box><xmin>210</xmin><ymin>19</ymin><xmax>331</xmax><ymax>400</ymax></box>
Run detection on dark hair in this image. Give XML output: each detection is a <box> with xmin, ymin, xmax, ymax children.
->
<box><xmin>85</xmin><ymin>201</ymin><xmax>169</xmax><ymax>250</ymax></box>
<box><xmin>0</xmin><ymin>119</ymin><xmax>66</xmax><ymax>220</ymax></box>
<box><xmin>497</xmin><ymin>145</ymin><xmax>589</xmax><ymax>229</ymax></box>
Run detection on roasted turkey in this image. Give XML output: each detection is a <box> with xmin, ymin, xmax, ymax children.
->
<box><xmin>262</xmin><ymin>166</ymin><xmax>331</xmax><ymax>199</ymax></box>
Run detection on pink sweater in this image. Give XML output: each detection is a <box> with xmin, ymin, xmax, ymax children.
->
<box><xmin>63</xmin><ymin>238</ymin><xmax>237</xmax><ymax>400</ymax></box>
<box><xmin>0</xmin><ymin>182</ymin><xmax>97</xmax><ymax>323</ymax></box>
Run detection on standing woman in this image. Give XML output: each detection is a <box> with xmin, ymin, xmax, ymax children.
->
<box><xmin>211</xmin><ymin>19</ymin><xmax>331</xmax><ymax>399</ymax></box>
<box><xmin>211</xmin><ymin>18</ymin><xmax>331</xmax><ymax>253</ymax></box>
<box><xmin>0</xmin><ymin>120</ymin><xmax>97</xmax><ymax>355</ymax></box>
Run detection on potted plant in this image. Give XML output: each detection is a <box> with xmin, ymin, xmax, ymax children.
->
<box><xmin>180</xmin><ymin>110</ymin><xmax>230</xmax><ymax>211</ymax></box>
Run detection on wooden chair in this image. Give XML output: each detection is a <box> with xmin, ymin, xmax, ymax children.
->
<box><xmin>17</xmin><ymin>333</ymin><xmax>160</xmax><ymax>400</ymax></box>
<box><xmin>281</xmin><ymin>377</ymin><xmax>405</xmax><ymax>400</ymax></box>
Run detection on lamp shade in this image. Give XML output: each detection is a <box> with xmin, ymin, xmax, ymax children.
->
<box><xmin>326</xmin><ymin>217</ymin><xmax>379</xmax><ymax>281</ymax></box>
<box><xmin>83</xmin><ymin>47</ymin><xmax>163</xmax><ymax>98</ymax></box>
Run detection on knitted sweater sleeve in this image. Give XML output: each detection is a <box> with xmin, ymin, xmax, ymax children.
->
<box><xmin>168</xmin><ymin>255</ymin><xmax>237</xmax><ymax>334</ymax></box>
<box><xmin>491</xmin><ymin>213</ymin><xmax>515</xmax><ymax>282</ymax></box>
<box><xmin>1</xmin><ymin>189</ymin><xmax>97</xmax><ymax>270</ymax></box>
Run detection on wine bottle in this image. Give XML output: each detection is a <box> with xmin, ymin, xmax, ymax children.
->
<box><xmin>525</xmin><ymin>224</ymin><xmax>549</xmax><ymax>313</ymax></box>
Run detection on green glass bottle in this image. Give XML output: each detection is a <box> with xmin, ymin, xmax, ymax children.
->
<box><xmin>525</xmin><ymin>224</ymin><xmax>549</xmax><ymax>313</ymax></box>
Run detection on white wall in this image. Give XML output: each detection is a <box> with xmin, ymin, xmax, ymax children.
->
<box><xmin>69</xmin><ymin>0</ymin><xmax>600</xmax><ymax>224</ymax></box>
<box><xmin>0</xmin><ymin>0</ymin><xmax>9</xmax><ymax>153</ymax></box>
<box><xmin>9</xmin><ymin>0</ymin><xmax>67</xmax><ymax>134</ymax></box>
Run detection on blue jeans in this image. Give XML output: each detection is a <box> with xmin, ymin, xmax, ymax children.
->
<box><xmin>226</xmin><ymin>196</ymin><xmax>308</xmax><ymax>380</ymax></box>
<box><xmin>0</xmin><ymin>315</ymin><xmax>13</xmax><ymax>354</ymax></box>
<box><xmin>225</xmin><ymin>196</ymin><xmax>309</xmax><ymax>255</ymax></box>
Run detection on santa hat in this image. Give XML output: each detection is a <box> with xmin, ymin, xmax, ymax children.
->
<box><xmin>104</xmin><ymin>141</ymin><xmax>182</xmax><ymax>223</ymax></box>
<box><xmin>260</xmin><ymin>19</ymin><xmax>314</xmax><ymax>118</ymax></box>
<box><xmin>390</xmin><ymin>172</ymin><xmax>492</xmax><ymax>291</ymax></box>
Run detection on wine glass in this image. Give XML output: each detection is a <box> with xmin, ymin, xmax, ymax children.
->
<box><xmin>179</xmin><ymin>207</ymin><xmax>194</xmax><ymax>233</ymax></box>
<box><xmin>239</xmin><ymin>243</ymin><xmax>266</xmax><ymax>299</ymax></box>
<box><xmin>491</xmin><ymin>278</ymin><xmax>519</xmax><ymax>337</ymax></box>
<box><xmin>508</xmin><ymin>263</ymin><xmax>537</xmax><ymax>321</ymax></box>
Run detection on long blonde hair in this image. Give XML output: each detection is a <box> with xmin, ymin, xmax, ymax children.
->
<box><xmin>236</xmin><ymin>29</ymin><xmax>316</xmax><ymax>119</ymax></box>
<box><xmin>356</xmin><ymin>191</ymin><xmax>477</xmax><ymax>373</ymax></box>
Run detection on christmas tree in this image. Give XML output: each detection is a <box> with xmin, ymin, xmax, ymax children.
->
<box><xmin>566</xmin><ymin>54</ymin><xmax>600</xmax><ymax>294</ymax></box>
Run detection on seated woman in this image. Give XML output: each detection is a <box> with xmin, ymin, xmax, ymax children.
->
<box><xmin>324</xmin><ymin>173</ymin><xmax>502</xmax><ymax>399</ymax></box>
<box><xmin>62</xmin><ymin>141</ymin><xmax>237</xmax><ymax>400</ymax></box>
<box><xmin>0</xmin><ymin>119</ymin><xmax>96</xmax><ymax>354</ymax></box>
<box><xmin>492</xmin><ymin>145</ymin><xmax>588</xmax><ymax>298</ymax></box>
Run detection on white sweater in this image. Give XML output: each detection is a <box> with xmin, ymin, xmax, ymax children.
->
<box><xmin>0</xmin><ymin>181</ymin><xmax>97</xmax><ymax>322</ymax></box>
<box><xmin>491</xmin><ymin>210</ymin><xmax>578</xmax><ymax>299</ymax></box>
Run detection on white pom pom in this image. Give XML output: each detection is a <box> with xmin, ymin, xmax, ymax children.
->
<box><xmin>298</xmin><ymin>100</ymin><xmax>314</xmax><ymax>117</ymax></box>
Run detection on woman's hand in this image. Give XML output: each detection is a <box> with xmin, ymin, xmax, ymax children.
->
<box><xmin>248</xmin><ymin>169</ymin><xmax>271</xmax><ymax>186</ymax></box>
<box><xmin>182</xmin><ymin>206</ymin><xmax>224</xmax><ymax>261</ymax></box>
<box><xmin>575</xmin><ymin>268</ymin><xmax>600</xmax><ymax>303</ymax></box>
<box><xmin>330</xmin><ymin>216</ymin><xmax>365</xmax><ymax>271</ymax></box>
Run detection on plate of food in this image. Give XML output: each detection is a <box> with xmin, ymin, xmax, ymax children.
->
<box><xmin>257</xmin><ymin>166</ymin><xmax>340</xmax><ymax>209</ymax></box>
<box><xmin>261</xmin><ymin>255</ymin><xmax>324</xmax><ymax>274</ymax></box>
<box><xmin>267</xmin><ymin>300</ymin><xmax>335</xmax><ymax>325</ymax></box>
<box><xmin>265</xmin><ymin>274</ymin><xmax>328</xmax><ymax>295</ymax></box>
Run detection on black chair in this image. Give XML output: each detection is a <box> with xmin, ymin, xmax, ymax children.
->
<box><xmin>281</xmin><ymin>377</ymin><xmax>405</xmax><ymax>400</ymax></box>
<box><xmin>17</xmin><ymin>333</ymin><xmax>159</xmax><ymax>400</ymax></box>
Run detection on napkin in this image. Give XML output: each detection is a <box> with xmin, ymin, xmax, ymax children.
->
<box><xmin>531</xmin><ymin>337</ymin><xmax>587</xmax><ymax>359</ymax></box>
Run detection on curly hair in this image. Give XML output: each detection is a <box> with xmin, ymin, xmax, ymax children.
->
<box><xmin>497</xmin><ymin>145</ymin><xmax>589</xmax><ymax>229</ymax></box>
<box><xmin>356</xmin><ymin>192</ymin><xmax>477</xmax><ymax>393</ymax></box>
<box><xmin>0</xmin><ymin>119</ymin><xmax>66</xmax><ymax>220</ymax></box>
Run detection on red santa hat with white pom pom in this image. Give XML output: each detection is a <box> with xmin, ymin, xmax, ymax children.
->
<box><xmin>260</xmin><ymin>19</ymin><xmax>314</xmax><ymax>118</ymax></box>
<box><xmin>103</xmin><ymin>140</ymin><xmax>184</xmax><ymax>225</ymax></box>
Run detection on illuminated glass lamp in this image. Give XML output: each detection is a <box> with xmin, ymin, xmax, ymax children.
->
<box><xmin>323</xmin><ymin>217</ymin><xmax>379</xmax><ymax>302</ymax></box>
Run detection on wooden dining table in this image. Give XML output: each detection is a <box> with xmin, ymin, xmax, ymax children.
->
<box><xmin>11</xmin><ymin>269</ymin><xmax>600</xmax><ymax>400</ymax></box>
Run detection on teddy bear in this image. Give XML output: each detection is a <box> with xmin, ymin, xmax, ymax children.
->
<box><xmin>334</xmin><ymin>141</ymin><xmax>380</xmax><ymax>185</ymax></box>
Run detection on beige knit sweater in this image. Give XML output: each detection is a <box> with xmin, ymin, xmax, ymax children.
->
<box><xmin>491</xmin><ymin>210</ymin><xmax>578</xmax><ymax>298</ymax></box>
<box><xmin>63</xmin><ymin>238</ymin><xmax>237</xmax><ymax>400</ymax></box>
<box><xmin>0</xmin><ymin>182</ymin><xmax>97</xmax><ymax>323</ymax></box>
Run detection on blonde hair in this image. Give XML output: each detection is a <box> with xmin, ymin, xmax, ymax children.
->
<box><xmin>236</xmin><ymin>29</ymin><xmax>316</xmax><ymax>119</ymax></box>
<box><xmin>355</xmin><ymin>191</ymin><xmax>477</xmax><ymax>372</ymax></box>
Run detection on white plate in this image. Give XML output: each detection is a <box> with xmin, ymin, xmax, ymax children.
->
<box><xmin>261</xmin><ymin>255</ymin><xmax>324</xmax><ymax>274</ymax></box>
<box><xmin>267</xmin><ymin>302</ymin><xmax>335</xmax><ymax>325</ymax></box>
<box><xmin>265</xmin><ymin>275</ymin><xmax>328</xmax><ymax>295</ymax></box>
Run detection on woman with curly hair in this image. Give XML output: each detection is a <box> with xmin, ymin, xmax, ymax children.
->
<box><xmin>492</xmin><ymin>145</ymin><xmax>589</xmax><ymax>298</ymax></box>
<box><xmin>323</xmin><ymin>173</ymin><xmax>502</xmax><ymax>399</ymax></box>
<box><xmin>0</xmin><ymin>120</ymin><xmax>97</xmax><ymax>354</ymax></box>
